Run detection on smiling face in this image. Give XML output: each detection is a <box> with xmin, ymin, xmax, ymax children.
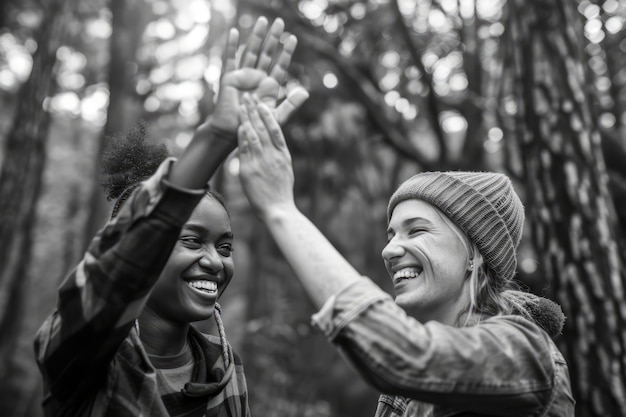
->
<box><xmin>146</xmin><ymin>195</ymin><xmax>234</xmax><ymax>324</ymax></box>
<box><xmin>382</xmin><ymin>199</ymin><xmax>472</xmax><ymax>325</ymax></box>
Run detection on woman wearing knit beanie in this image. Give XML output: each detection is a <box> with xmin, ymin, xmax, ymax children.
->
<box><xmin>236</xmin><ymin>95</ymin><xmax>575</xmax><ymax>416</ymax></box>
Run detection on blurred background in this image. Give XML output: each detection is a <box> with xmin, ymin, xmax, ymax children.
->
<box><xmin>0</xmin><ymin>0</ymin><xmax>625</xmax><ymax>416</ymax></box>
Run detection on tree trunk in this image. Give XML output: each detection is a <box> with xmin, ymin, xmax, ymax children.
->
<box><xmin>83</xmin><ymin>0</ymin><xmax>150</xmax><ymax>246</ymax></box>
<box><xmin>0</xmin><ymin>0</ymin><xmax>75</xmax><ymax>414</ymax></box>
<box><xmin>501</xmin><ymin>1</ymin><xmax>626</xmax><ymax>415</ymax></box>
<box><xmin>0</xmin><ymin>0</ymin><xmax>18</xmax><ymax>30</ymax></box>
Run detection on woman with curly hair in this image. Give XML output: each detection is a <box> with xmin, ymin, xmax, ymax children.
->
<box><xmin>34</xmin><ymin>17</ymin><xmax>308</xmax><ymax>417</ymax></box>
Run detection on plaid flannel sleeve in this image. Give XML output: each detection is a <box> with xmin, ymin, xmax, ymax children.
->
<box><xmin>34</xmin><ymin>158</ymin><xmax>207</xmax><ymax>404</ymax></box>
<box><xmin>311</xmin><ymin>279</ymin><xmax>556</xmax><ymax>413</ymax></box>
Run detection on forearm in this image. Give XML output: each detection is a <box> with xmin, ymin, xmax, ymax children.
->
<box><xmin>35</xmin><ymin>165</ymin><xmax>205</xmax><ymax>398</ymax></box>
<box><xmin>169</xmin><ymin>123</ymin><xmax>235</xmax><ymax>190</ymax></box>
<box><xmin>34</xmin><ymin>220</ymin><xmax>181</xmax><ymax>400</ymax></box>
<box><xmin>316</xmin><ymin>283</ymin><xmax>553</xmax><ymax>413</ymax></box>
<box><xmin>261</xmin><ymin>204</ymin><xmax>362</xmax><ymax>308</ymax></box>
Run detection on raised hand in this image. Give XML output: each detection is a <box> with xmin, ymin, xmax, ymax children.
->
<box><xmin>237</xmin><ymin>93</ymin><xmax>297</xmax><ymax>218</ymax></box>
<box><xmin>208</xmin><ymin>17</ymin><xmax>307</xmax><ymax>136</ymax></box>
<box><xmin>238</xmin><ymin>17</ymin><xmax>297</xmax><ymax>112</ymax></box>
<box><xmin>170</xmin><ymin>17</ymin><xmax>307</xmax><ymax>191</ymax></box>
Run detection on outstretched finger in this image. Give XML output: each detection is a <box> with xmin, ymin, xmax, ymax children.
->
<box><xmin>237</xmin><ymin>125</ymin><xmax>251</xmax><ymax>157</ymax></box>
<box><xmin>257</xmin><ymin>18</ymin><xmax>284</xmax><ymax>72</ymax></box>
<box><xmin>274</xmin><ymin>86</ymin><xmax>309</xmax><ymax>124</ymax></box>
<box><xmin>240</xmin><ymin>17</ymin><xmax>269</xmax><ymax>68</ymax></box>
<box><xmin>222</xmin><ymin>28</ymin><xmax>239</xmax><ymax>76</ymax></box>
<box><xmin>257</xmin><ymin>99</ymin><xmax>288</xmax><ymax>150</ymax></box>
<box><xmin>238</xmin><ymin>102</ymin><xmax>261</xmax><ymax>146</ymax></box>
<box><xmin>245</xmin><ymin>94</ymin><xmax>271</xmax><ymax>145</ymax></box>
<box><xmin>238</xmin><ymin>100</ymin><xmax>253</xmax><ymax>134</ymax></box>
<box><xmin>269</xmin><ymin>34</ymin><xmax>297</xmax><ymax>85</ymax></box>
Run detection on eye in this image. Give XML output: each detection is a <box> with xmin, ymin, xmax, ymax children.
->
<box><xmin>408</xmin><ymin>227</ymin><xmax>426</xmax><ymax>236</ymax></box>
<box><xmin>217</xmin><ymin>243</ymin><xmax>233</xmax><ymax>257</ymax></box>
<box><xmin>180</xmin><ymin>236</ymin><xmax>202</xmax><ymax>248</ymax></box>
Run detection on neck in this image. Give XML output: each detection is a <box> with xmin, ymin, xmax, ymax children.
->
<box><xmin>411</xmin><ymin>281</ymin><xmax>475</xmax><ymax>327</ymax></box>
<box><xmin>412</xmin><ymin>306</ymin><xmax>462</xmax><ymax>327</ymax></box>
<box><xmin>138</xmin><ymin>307</ymin><xmax>190</xmax><ymax>356</ymax></box>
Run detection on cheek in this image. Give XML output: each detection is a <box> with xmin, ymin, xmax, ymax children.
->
<box><xmin>223</xmin><ymin>258</ymin><xmax>235</xmax><ymax>285</ymax></box>
<box><xmin>422</xmin><ymin>237</ymin><xmax>466</xmax><ymax>275</ymax></box>
<box><xmin>157</xmin><ymin>248</ymin><xmax>193</xmax><ymax>284</ymax></box>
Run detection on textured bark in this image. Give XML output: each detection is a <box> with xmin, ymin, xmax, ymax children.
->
<box><xmin>501</xmin><ymin>1</ymin><xmax>626</xmax><ymax>415</ymax></box>
<box><xmin>0</xmin><ymin>0</ymin><xmax>75</xmax><ymax>414</ymax></box>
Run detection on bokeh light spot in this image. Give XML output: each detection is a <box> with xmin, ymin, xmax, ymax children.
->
<box><xmin>322</xmin><ymin>72</ymin><xmax>338</xmax><ymax>89</ymax></box>
<box><xmin>487</xmin><ymin>127</ymin><xmax>504</xmax><ymax>142</ymax></box>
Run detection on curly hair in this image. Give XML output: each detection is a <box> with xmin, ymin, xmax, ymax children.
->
<box><xmin>100</xmin><ymin>120</ymin><xmax>170</xmax><ymax>201</ymax></box>
<box><xmin>100</xmin><ymin>121</ymin><xmax>228</xmax><ymax>219</ymax></box>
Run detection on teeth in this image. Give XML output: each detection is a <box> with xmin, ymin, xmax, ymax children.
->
<box><xmin>393</xmin><ymin>268</ymin><xmax>422</xmax><ymax>280</ymax></box>
<box><xmin>187</xmin><ymin>280</ymin><xmax>217</xmax><ymax>292</ymax></box>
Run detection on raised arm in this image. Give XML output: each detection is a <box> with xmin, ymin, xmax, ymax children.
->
<box><xmin>34</xmin><ymin>17</ymin><xmax>304</xmax><ymax>409</ymax></box>
<box><xmin>237</xmin><ymin>94</ymin><xmax>358</xmax><ymax>308</ymax></box>
<box><xmin>236</xmin><ymin>96</ymin><xmax>561</xmax><ymax>415</ymax></box>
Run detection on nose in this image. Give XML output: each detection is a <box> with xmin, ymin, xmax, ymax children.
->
<box><xmin>198</xmin><ymin>247</ymin><xmax>223</xmax><ymax>274</ymax></box>
<box><xmin>381</xmin><ymin>236</ymin><xmax>405</xmax><ymax>262</ymax></box>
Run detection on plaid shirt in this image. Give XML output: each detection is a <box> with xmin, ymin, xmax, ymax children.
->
<box><xmin>312</xmin><ymin>279</ymin><xmax>575</xmax><ymax>417</ymax></box>
<box><xmin>34</xmin><ymin>159</ymin><xmax>250</xmax><ymax>417</ymax></box>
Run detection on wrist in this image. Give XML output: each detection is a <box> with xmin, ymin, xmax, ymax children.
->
<box><xmin>170</xmin><ymin>122</ymin><xmax>237</xmax><ymax>189</ymax></box>
<box><xmin>256</xmin><ymin>201</ymin><xmax>300</xmax><ymax>225</ymax></box>
<box><xmin>195</xmin><ymin>119</ymin><xmax>237</xmax><ymax>148</ymax></box>
<box><xmin>205</xmin><ymin>120</ymin><xmax>237</xmax><ymax>138</ymax></box>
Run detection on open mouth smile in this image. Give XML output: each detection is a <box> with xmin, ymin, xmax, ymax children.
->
<box><xmin>186</xmin><ymin>280</ymin><xmax>218</xmax><ymax>296</ymax></box>
<box><xmin>393</xmin><ymin>267</ymin><xmax>423</xmax><ymax>285</ymax></box>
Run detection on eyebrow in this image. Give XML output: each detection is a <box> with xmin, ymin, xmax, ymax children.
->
<box><xmin>387</xmin><ymin>217</ymin><xmax>434</xmax><ymax>235</ymax></box>
<box><xmin>182</xmin><ymin>224</ymin><xmax>233</xmax><ymax>239</ymax></box>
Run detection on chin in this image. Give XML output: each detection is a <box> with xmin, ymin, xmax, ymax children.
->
<box><xmin>394</xmin><ymin>291</ymin><xmax>416</xmax><ymax>308</ymax></box>
<box><xmin>185</xmin><ymin>306</ymin><xmax>216</xmax><ymax>323</ymax></box>
<box><xmin>394</xmin><ymin>296</ymin><xmax>428</xmax><ymax>321</ymax></box>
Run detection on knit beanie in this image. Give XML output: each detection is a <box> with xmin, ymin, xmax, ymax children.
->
<box><xmin>387</xmin><ymin>172</ymin><xmax>525</xmax><ymax>283</ymax></box>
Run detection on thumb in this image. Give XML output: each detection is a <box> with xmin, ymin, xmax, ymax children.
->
<box><xmin>274</xmin><ymin>86</ymin><xmax>309</xmax><ymax>125</ymax></box>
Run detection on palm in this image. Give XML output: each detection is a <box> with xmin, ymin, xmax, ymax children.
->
<box><xmin>210</xmin><ymin>69</ymin><xmax>279</xmax><ymax>132</ymax></box>
<box><xmin>197</xmin><ymin>17</ymin><xmax>307</xmax><ymax>146</ymax></box>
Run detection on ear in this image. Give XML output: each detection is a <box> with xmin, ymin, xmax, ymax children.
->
<box><xmin>467</xmin><ymin>254</ymin><xmax>484</xmax><ymax>271</ymax></box>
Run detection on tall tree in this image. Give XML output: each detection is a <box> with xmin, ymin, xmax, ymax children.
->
<box><xmin>500</xmin><ymin>0</ymin><xmax>626</xmax><ymax>415</ymax></box>
<box><xmin>246</xmin><ymin>0</ymin><xmax>502</xmax><ymax>171</ymax></box>
<box><xmin>83</xmin><ymin>0</ymin><xmax>152</xmax><ymax>246</ymax></box>
<box><xmin>0</xmin><ymin>0</ymin><xmax>77</xmax><ymax>414</ymax></box>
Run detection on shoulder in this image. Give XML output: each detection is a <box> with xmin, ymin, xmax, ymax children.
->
<box><xmin>480</xmin><ymin>316</ymin><xmax>575</xmax><ymax>413</ymax></box>
<box><xmin>478</xmin><ymin>314</ymin><xmax>556</xmax><ymax>356</ymax></box>
<box><xmin>481</xmin><ymin>313</ymin><xmax>549</xmax><ymax>336</ymax></box>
